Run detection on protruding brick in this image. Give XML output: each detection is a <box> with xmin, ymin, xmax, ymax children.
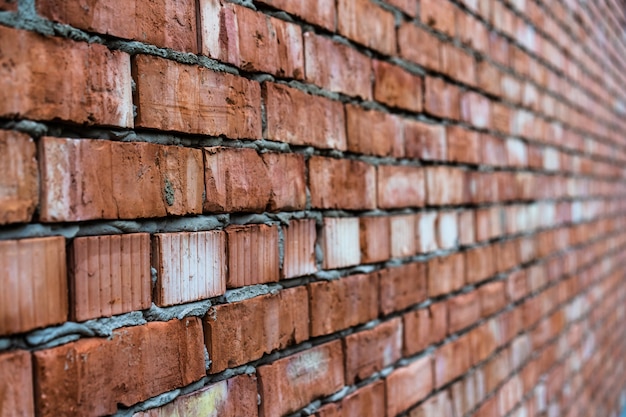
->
<box><xmin>282</xmin><ymin>219</ymin><xmax>317</xmax><ymax>279</ymax></box>
<box><xmin>304</xmin><ymin>32</ymin><xmax>372</xmax><ymax>99</ymax></box>
<box><xmin>346</xmin><ymin>104</ymin><xmax>403</xmax><ymax>157</ymax></box>
<box><xmin>0</xmin><ymin>350</ymin><xmax>34</xmax><ymax>416</ymax></box>
<box><xmin>40</xmin><ymin>137</ymin><xmax>204</xmax><ymax>222</ymax></box>
<box><xmin>403</xmin><ymin>303</ymin><xmax>447</xmax><ymax>355</ymax></box>
<box><xmin>0</xmin><ymin>237</ymin><xmax>67</xmax><ymax>336</ymax></box>
<box><xmin>379</xmin><ymin>263</ymin><xmax>427</xmax><ymax>315</ymax></box>
<box><xmin>390</xmin><ymin>214</ymin><xmax>418</xmax><ymax>258</ymax></box>
<box><xmin>345</xmin><ymin>318</ymin><xmax>403</xmax><ymax>383</ymax></box>
<box><xmin>386</xmin><ymin>0</ymin><xmax>416</xmax><ymax>15</ymax></box>
<box><xmin>360</xmin><ymin>216</ymin><xmax>391</xmax><ymax>264</ymax></box>
<box><xmin>0</xmin><ymin>26</ymin><xmax>132</xmax><ymax>127</ymax></box>
<box><xmin>134</xmin><ymin>55</ymin><xmax>261</xmax><ymax>139</ymax></box>
<box><xmin>377</xmin><ymin>165</ymin><xmax>426</xmax><ymax>209</ymax></box>
<box><xmin>309</xmin><ymin>274</ymin><xmax>378</xmax><ymax>336</ymax></box>
<box><xmin>256</xmin><ymin>0</ymin><xmax>336</xmax><ymax>31</ymax></box>
<box><xmin>373</xmin><ymin>60</ymin><xmax>423</xmax><ymax>112</ymax></box>
<box><xmin>264</xmin><ymin>83</ymin><xmax>347</xmax><ymax>150</ymax></box>
<box><xmin>404</xmin><ymin>120</ymin><xmax>447</xmax><ymax>161</ymax></box>
<box><xmin>386</xmin><ymin>356</ymin><xmax>434</xmax><ymax>416</ymax></box>
<box><xmin>200</xmin><ymin>1</ymin><xmax>303</xmax><ymax>77</ymax></box>
<box><xmin>226</xmin><ymin>224</ymin><xmax>279</xmax><ymax>288</ymax></box>
<box><xmin>316</xmin><ymin>381</ymin><xmax>386</xmax><ymax>417</ymax></box>
<box><xmin>309</xmin><ymin>157</ymin><xmax>376</xmax><ymax>210</ymax></box>
<box><xmin>428</xmin><ymin>253</ymin><xmax>465</xmax><ymax>296</ymax></box>
<box><xmin>205</xmin><ymin>287</ymin><xmax>309</xmax><ymax>372</ymax></box>
<box><xmin>33</xmin><ymin>319</ymin><xmax>206</xmax><ymax>417</ymax></box>
<box><xmin>258</xmin><ymin>341</ymin><xmax>345</xmax><ymax>417</ymax></box>
<box><xmin>0</xmin><ymin>130</ymin><xmax>38</xmax><ymax>225</ymax></box>
<box><xmin>337</xmin><ymin>0</ymin><xmax>396</xmax><ymax>55</ymax></box>
<box><xmin>39</xmin><ymin>0</ymin><xmax>197</xmax><ymax>52</ymax></box>
<box><xmin>134</xmin><ymin>374</ymin><xmax>258</xmax><ymax>417</ymax></box>
<box><xmin>71</xmin><ymin>233</ymin><xmax>151</xmax><ymax>321</ymax></box>
<box><xmin>152</xmin><ymin>231</ymin><xmax>226</xmax><ymax>307</ymax></box>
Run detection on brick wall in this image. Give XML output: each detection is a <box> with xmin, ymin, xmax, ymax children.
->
<box><xmin>1</xmin><ymin>0</ymin><xmax>626</xmax><ymax>416</ymax></box>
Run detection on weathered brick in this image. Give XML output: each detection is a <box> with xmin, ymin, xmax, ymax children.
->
<box><xmin>465</xmin><ymin>245</ymin><xmax>496</xmax><ymax>284</ymax></box>
<box><xmin>403</xmin><ymin>303</ymin><xmax>448</xmax><ymax>355</ymax></box>
<box><xmin>205</xmin><ymin>287</ymin><xmax>309</xmax><ymax>372</ymax></box>
<box><xmin>425</xmin><ymin>76</ymin><xmax>461</xmax><ymax>119</ymax></box>
<box><xmin>404</xmin><ymin>120</ymin><xmax>447</xmax><ymax>161</ymax></box>
<box><xmin>152</xmin><ymin>231</ymin><xmax>226</xmax><ymax>306</ymax></box>
<box><xmin>479</xmin><ymin>281</ymin><xmax>508</xmax><ymax>317</ymax></box>
<box><xmin>346</xmin><ymin>104</ymin><xmax>403</xmax><ymax>157</ymax></box>
<box><xmin>264</xmin><ymin>83</ymin><xmax>347</xmax><ymax>150</ymax></box>
<box><xmin>39</xmin><ymin>137</ymin><xmax>204</xmax><ymax>222</ymax></box>
<box><xmin>345</xmin><ymin>318</ymin><xmax>402</xmax><ymax>383</ymax></box>
<box><xmin>398</xmin><ymin>23</ymin><xmax>442</xmax><ymax>71</ymax></box>
<box><xmin>258</xmin><ymin>341</ymin><xmax>345</xmax><ymax>417</ymax></box>
<box><xmin>390</xmin><ymin>214</ymin><xmax>419</xmax><ymax>258</ymax></box>
<box><xmin>425</xmin><ymin>166</ymin><xmax>467</xmax><ymax>206</ymax></box>
<box><xmin>337</xmin><ymin>0</ymin><xmax>396</xmax><ymax>55</ymax></box>
<box><xmin>428</xmin><ymin>253</ymin><xmax>465</xmax><ymax>296</ymax></box>
<box><xmin>39</xmin><ymin>0</ymin><xmax>197</xmax><ymax>51</ymax></box>
<box><xmin>386</xmin><ymin>356</ymin><xmax>434</xmax><ymax>416</ymax></box>
<box><xmin>0</xmin><ymin>350</ymin><xmax>34</xmax><ymax>416</ymax></box>
<box><xmin>309</xmin><ymin>157</ymin><xmax>376</xmax><ymax>210</ymax></box>
<box><xmin>379</xmin><ymin>263</ymin><xmax>428</xmax><ymax>315</ymax></box>
<box><xmin>316</xmin><ymin>381</ymin><xmax>386</xmax><ymax>417</ymax></box>
<box><xmin>373</xmin><ymin>60</ymin><xmax>423</xmax><ymax>112</ymax></box>
<box><xmin>309</xmin><ymin>273</ymin><xmax>378</xmax><ymax>336</ymax></box>
<box><xmin>377</xmin><ymin>165</ymin><xmax>426</xmax><ymax>209</ymax></box>
<box><xmin>256</xmin><ymin>0</ymin><xmax>336</xmax><ymax>31</ymax></box>
<box><xmin>200</xmin><ymin>1</ymin><xmax>303</xmax><ymax>77</ymax></box>
<box><xmin>409</xmin><ymin>390</ymin><xmax>454</xmax><ymax>417</ymax></box>
<box><xmin>261</xmin><ymin>152</ymin><xmax>308</xmax><ymax>211</ymax></box>
<box><xmin>418</xmin><ymin>211</ymin><xmax>439</xmax><ymax>253</ymax></box>
<box><xmin>0</xmin><ymin>26</ymin><xmax>132</xmax><ymax>127</ymax></box>
<box><xmin>447</xmin><ymin>126</ymin><xmax>481</xmax><ymax>164</ymax></box>
<box><xmin>435</xmin><ymin>336</ymin><xmax>472</xmax><ymax>388</ymax></box>
<box><xmin>226</xmin><ymin>224</ymin><xmax>280</xmax><ymax>288</ymax></box>
<box><xmin>134</xmin><ymin>55</ymin><xmax>261</xmax><ymax>138</ymax></box>
<box><xmin>304</xmin><ymin>32</ymin><xmax>372</xmax><ymax>99</ymax></box>
<box><xmin>440</xmin><ymin>44</ymin><xmax>476</xmax><ymax>86</ymax></box>
<box><xmin>0</xmin><ymin>237</ymin><xmax>67</xmax><ymax>336</ymax></box>
<box><xmin>33</xmin><ymin>319</ymin><xmax>205</xmax><ymax>417</ymax></box>
<box><xmin>448</xmin><ymin>292</ymin><xmax>481</xmax><ymax>333</ymax></box>
<box><xmin>460</xmin><ymin>91</ymin><xmax>491</xmax><ymax>129</ymax></box>
<box><xmin>437</xmin><ymin>211</ymin><xmax>459</xmax><ymax>250</ymax></box>
<box><xmin>0</xmin><ymin>130</ymin><xmax>38</xmax><ymax>225</ymax></box>
<box><xmin>134</xmin><ymin>374</ymin><xmax>258</xmax><ymax>417</ymax></box>
<box><xmin>71</xmin><ymin>233</ymin><xmax>151</xmax><ymax>321</ymax></box>
<box><xmin>421</xmin><ymin>0</ymin><xmax>456</xmax><ymax>36</ymax></box>
<box><xmin>321</xmin><ymin>217</ymin><xmax>361</xmax><ymax>269</ymax></box>
<box><xmin>282</xmin><ymin>219</ymin><xmax>318</xmax><ymax>279</ymax></box>
<box><xmin>359</xmin><ymin>216</ymin><xmax>392</xmax><ymax>264</ymax></box>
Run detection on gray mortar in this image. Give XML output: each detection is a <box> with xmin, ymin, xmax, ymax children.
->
<box><xmin>0</xmin><ymin>119</ymin><xmax>48</xmax><ymax>137</ymax></box>
<box><xmin>143</xmin><ymin>300</ymin><xmax>212</xmax><ymax>322</ymax></box>
<box><xmin>223</xmin><ymin>284</ymin><xmax>276</xmax><ymax>303</ymax></box>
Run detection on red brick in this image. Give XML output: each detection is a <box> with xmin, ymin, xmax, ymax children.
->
<box><xmin>309</xmin><ymin>157</ymin><xmax>376</xmax><ymax>210</ymax></box>
<box><xmin>0</xmin><ymin>130</ymin><xmax>38</xmax><ymax>225</ymax></box>
<box><xmin>404</xmin><ymin>120</ymin><xmax>447</xmax><ymax>161</ymax></box>
<box><xmin>201</xmin><ymin>1</ymin><xmax>303</xmax><ymax>77</ymax></box>
<box><xmin>477</xmin><ymin>60</ymin><xmax>502</xmax><ymax>96</ymax></box>
<box><xmin>435</xmin><ymin>335</ymin><xmax>472</xmax><ymax>387</ymax></box>
<box><xmin>465</xmin><ymin>245</ymin><xmax>495</xmax><ymax>284</ymax></box>
<box><xmin>425</xmin><ymin>166</ymin><xmax>466</xmax><ymax>206</ymax></box>
<box><xmin>309</xmin><ymin>273</ymin><xmax>378</xmax><ymax>336</ymax></box>
<box><xmin>437</xmin><ymin>211</ymin><xmax>459</xmax><ymax>250</ymax></box>
<box><xmin>337</xmin><ymin>0</ymin><xmax>396</xmax><ymax>55</ymax></box>
<box><xmin>33</xmin><ymin>319</ymin><xmax>205</xmax><ymax>417</ymax></box>
<box><xmin>345</xmin><ymin>318</ymin><xmax>402</xmax><ymax>383</ymax></box>
<box><xmin>261</xmin><ymin>152</ymin><xmax>308</xmax><ymax>211</ymax></box>
<box><xmin>409</xmin><ymin>390</ymin><xmax>454</xmax><ymax>417</ymax></box>
<box><xmin>322</xmin><ymin>217</ymin><xmax>361</xmax><ymax>269</ymax></box>
<box><xmin>458</xmin><ymin>210</ymin><xmax>475</xmax><ymax>246</ymax></box>
<box><xmin>447</xmin><ymin>126</ymin><xmax>480</xmax><ymax>164</ymax></box>
<box><xmin>0</xmin><ymin>350</ymin><xmax>34</xmax><ymax>416</ymax></box>
<box><xmin>390</xmin><ymin>214</ymin><xmax>419</xmax><ymax>258</ymax></box>
<box><xmin>264</xmin><ymin>83</ymin><xmax>347</xmax><ymax>150</ymax></box>
<box><xmin>460</xmin><ymin>91</ymin><xmax>491</xmax><ymax>129</ymax></box>
<box><xmin>316</xmin><ymin>381</ymin><xmax>386</xmax><ymax>417</ymax></box>
<box><xmin>456</xmin><ymin>12</ymin><xmax>488</xmax><ymax>52</ymax></box>
<box><xmin>134</xmin><ymin>55</ymin><xmax>261</xmax><ymax>139</ymax></box>
<box><xmin>421</xmin><ymin>0</ymin><xmax>456</xmax><ymax>36</ymax></box>
<box><xmin>39</xmin><ymin>0</ymin><xmax>196</xmax><ymax>51</ymax></box>
<box><xmin>484</xmin><ymin>351</ymin><xmax>510</xmax><ymax>393</ymax></box>
<box><xmin>39</xmin><ymin>137</ymin><xmax>204</xmax><ymax>222</ymax></box>
<box><xmin>360</xmin><ymin>216</ymin><xmax>392</xmax><ymax>264</ymax></box>
<box><xmin>258</xmin><ymin>341</ymin><xmax>345</xmax><ymax>417</ymax></box>
<box><xmin>135</xmin><ymin>374</ymin><xmax>258</xmax><ymax>417</ymax></box>
<box><xmin>417</xmin><ymin>211</ymin><xmax>439</xmax><ymax>253</ymax></box>
<box><xmin>386</xmin><ymin>0</ymin><xmax>416</xmax><ymax>15</ymax></box>
<box><xmin>448</xmin><ymin>292</ymin><xmax>481</xmax><ymax>333</ymax></box>
<box><xmin>428</xmin><ymin>253</ymin><xmax>465</xmax><ymax>296</ymax></box>
<box><xmin>346</xmin><ymin>104</ymin><xmax>403</xmax><ymax>157</ymax></box>
<box><xmin>440</xmin><ymin>44</ymin><xmax>476</xmax><ymax>86</ymax></box>
<box><xmin>282</xmin><ymin>219</ymin><xmax>318</xmax><ymax>279</ymax></box>
<box><xmin>373</xmin><ymin>60</ymin><xmax>423</xmax><ymax>112</ymax></box>
<box><xmin>386</xmin><ymin>356</ymin><xmax>434</xmax><ymax>416</ymax></box>
<box><xmin>403</xmin><ymin>303</ymin><xmax>448</xmax><ymax>355</ymax></box>
<box><xmin>304</xmin><ymin>32</ymin><xmax>372</xmax><ymax>99</ymax></box>
<box><xmin>0</xmin><ymin>237</ymin><xmax>67</xmax><ymax>336</ymax></box>
<box><xmin>379</xmin><ymin>263</ymin><xmax>428</xmax><ymax>315</ymax></box>
<box><xmin>378</xmin><ymin>165</ymin><xmax>426</xmax><ymax>209</ymax></box>
<box><xmin>398</xmin><ymin>23</ymin><xmax>442</xmax><ymax>71</ymax></box>
<box><xmin>425</xmin><ymin>77</ymin><xmax>461</xmax><ymax>119</ymax></box>
<box><xmin>0</xmin><ymin>27</ymin><xmax>132</xmax><ymax>127</ymax></box>
<box><xmin>256</xmin><ymin>0</ymin><xmax>336</xmax><ymax>31</ymax></box>
<box><xmin>226</xmin><ymin>224</ymin><xmax>279</xmax><ymax>288</ymax></box>
<box><xmin>70</xmin><ymin>233</ymin><xmax>151</xmax><ymax>321</ymax></box>
<box><xmin>479</xmin><ymin>281</ymin><xmax>507</xmax><ymax>317</ymax></box>
<box><xmin>0</xmin><ymin>0</ymin><xmax>16</xmax><ymax>10</ymax></box>
<box><xmin>507</xmin><ymin>270</ymin><xmax>529</xmax><ymax>301</ymax></box>
<box><xmin>205</xmin><ymin>287</ymin><xmax>309</xmax><ymax>372</ymax></box>
<box><xmin>152</xmin><ymin>231</ymin><xmax>226</xmax><ymax>306</ymax></box>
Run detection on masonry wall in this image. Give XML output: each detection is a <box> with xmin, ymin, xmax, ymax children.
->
<box><xmin>1</xmin><ymin>0</ymin><xmax>626</xmax><ymax>416</ymax></box>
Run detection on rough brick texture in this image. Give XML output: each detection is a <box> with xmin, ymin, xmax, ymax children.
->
<box><xmin>2</xmin><ymin>1</ymin><xmax>626</xmax><ymax>417</ymax></box>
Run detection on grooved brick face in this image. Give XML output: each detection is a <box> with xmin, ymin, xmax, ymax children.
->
<box><xmin>33</xmin><ymin>318</ymin><xmax>206</xmax><ymax>417</ymax></box>
<box><xmin>226</xmin><ymin>224</ymin><xmax>280</xmax><ymax>288</ymax></box>
<box><xmin>282</xmin><ymin>219</ymin><xmax>318</xmax><ymax>279</ymax></box>
<box><xmin>0</xmin><ymin>26</ymin><xmax>133</xmax><ymax>127</ymax></box>
<box><xmin>0</xmin><ymin>130</ymin><xmax>38</xmax><ymax>225</ymax></box>
<box><xmin>321</xmin><ymin>217</ymin><xmax>361</xmax><ymax>269</ymax></box>
<box><xmin>39</xmin><ymin>137</ymin><xmax>204</xmax><ymax>222</ymax></box>
<box><xmin>0</xmin><ymin>350</ymin><xmax>34</xmax><ymax>416</ymax></box>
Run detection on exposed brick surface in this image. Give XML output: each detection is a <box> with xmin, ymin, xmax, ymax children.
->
<box><xmin>282</xmin><ymin>219</ymin><xmax>318</xmax><ymax>279</ymax></box>
<box><xmin>226</xmin><ymin>224</ymin><xmax>280</xmax><ymax>288</ymax></box>
<box><xmin>309</xmin><ymin>157</ymin><xmax>376</xmax><ymax>210</ymax></box>
<box><xmin>373</xmin><ymin>60</ymin><xmax>423</xmax><ymax>112</ymax></box>
<box><xmin>386</xmin><ymin>356</ymin><xmax>434</xmax><ymax>416</ymax></box>
<box><xmin>0</xmin><ymin>350</ymin><xmax>34</xmax><ymax>416</ymax></box>
<box><xmin>0</xmin><ymin>130</ymin><xmax>38</xmax><ymax>225</ymax></box>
